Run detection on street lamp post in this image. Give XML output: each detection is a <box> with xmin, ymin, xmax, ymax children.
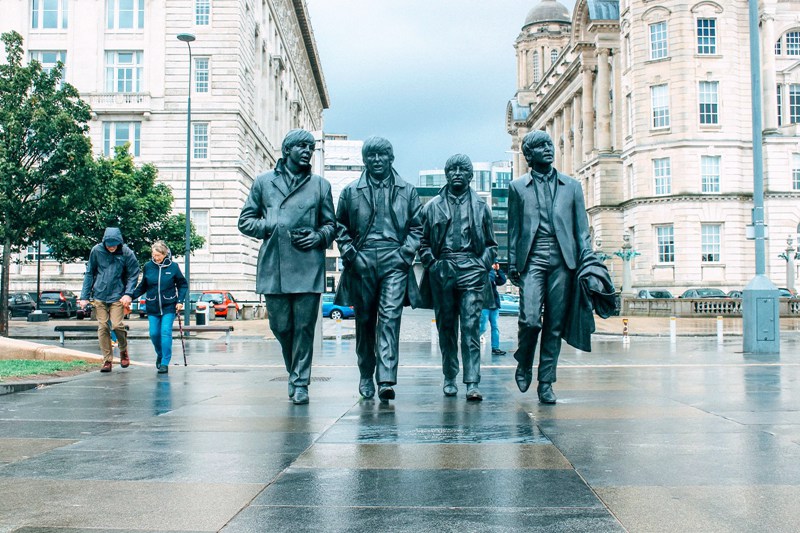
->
<box><xmin>177</xmin><ymin>33</ymin><xmax>195</xmax><ymax>327</ymax></box>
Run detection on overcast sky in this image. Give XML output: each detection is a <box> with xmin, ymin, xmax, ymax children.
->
<box><xmin>306</xmin><ymin>0</ymin><xmax>575</xmax><ymax>179</ymax></box>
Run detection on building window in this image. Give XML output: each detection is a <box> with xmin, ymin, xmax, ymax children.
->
<box><xmin>550</xmin><ymin>48</ymin><xmax>558</xmax><ymax>65</ymax></box>
<box><xmin>626</xmin><ymin>93</ymin><xmax>633</xmax><ymax>135</ymax></box>
<box><xmin>195</xmin><ymin>0</ymin><xmax>211</xmax><ymax>26</ymax></box>
<box><xmin>495</xmin><ymin>171</ymin><xmax>512</xmax><ymax>189</ymax></box>
<box><xmin>698</xmin><ymin>81</ymin><xmax>719</xmax><ymax>125</ymax></box>
<box><xmin>701</xmin><ymin>224</ymin><xmax>721</xmax><ymax>262</ymax></box>
<box><xmin>656</xmin><ymin>225</ymin><xmax>675</xmax><ymax>263</ymax></box>
<box><xmin>104</xmin><ymin>51</ymin><xmax>143</xmax><ymax>93</ymax></box>
<box><xmin>475</xmin><ymin>170</ymin><xmax>491</xmax><ymax>192</ymax></box>
<box><xmin>651</xmin><ymin>84</ymin><xmax>670</xmax><ymax>129</ymax></box>
<box><xmin>778</xmin><ymin>84</ymin><xmax>783</xmax><ymax>126</ymax></box>
<box><xmin>31</xmin><ymin>0</ymin><xmax>68</xmax><ymax>29</ymax></box>
<box><xmin>793</xmin><ymin>154</ymin><xmax>800</xmax><ymax>190</ymax></box>
<box><xmin>626</xmin><ymin>164</ymin><xmax>635</xmax><ymax>199</ymax></box>
<box><xmin>653</xmin><ymin>157</ymin><xmax>671</xmax><ymax>195</ymax></box>
<box><xmin>26</xmin><ymin>243</ymin><xmax>53</xmax><ymax>261</ymax></box>
<box><xmin>532</xmin><ymin>54</ymin><xmax>540</xmax><ymax>83</ymax></box>
<box><xmin>103</xmin><ymin>122</ymin><xmax>141</xmax><ymax>156</ymax></box>
<box><xmin>787</xmin><ymin>31</ymin><xmax>800</xmax><ymax>56</ymax></box>
<box><xmin>697</xmin><ymin>18</ymin><xmax>716</xmax><ymax>54</ymax></box>
<box><xmin>106</xmin><ymin>0</ymin><xmax>144</xmax><ymax>30</ymax></box>
<box><xmin>790</xmin><ymin>84</ymin><xmax>800</xmax><ymax>124</ymax></box>
<box><xmin>649</xmin><ymin>21</ymin><xmax>668</xmax><ymax>60</ymax></box>
<box><xmin>194</xmin><ymin>57</ymin><xmax>209</xmax><ymax>93</ymax></box>
<box><xmin>29</xmin><ymin>50</ymin><xmax>66</xmax><ymax>76</ymax></box>
<box><xmin>701</xmin><ymin>155</ymin><xmax>721</xmax><ymax>193</ymax></box>
<box><xmin>776</xmin><ymin>38</ymin><xmax>782</xmax><ymax>55</ymax></box>
<box><xmin>192</xmin><ymin>123</ymin><xmax>209</xmax><ymax>159</ymax></box>
<box><xmin>190</xmin><ymin>210</ymin><xmax>209</xmax><ymax>249</ymax></box>
<box><xmin>624</xmin><ymin>34</ymin><xmax>632</xmax><ymax>69</ymax></box>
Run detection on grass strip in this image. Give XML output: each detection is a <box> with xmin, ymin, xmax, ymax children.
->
<box><xmin>0</xmin><ymin>359</ymin><xmax>94</xmax><ymax>380</ymax></box>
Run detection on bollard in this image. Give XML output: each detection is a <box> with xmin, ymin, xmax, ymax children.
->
<box><xmin>670</xmin><ymin>316</ymin><xmax>677</xmax><ymax>344</ymax></box>
<box><xmin>335</xmin><ymin>318</ymin><xmax>342</xmax><ymax>342</ymax></box>
<box><xmin>431</xmin><ymin>318</ymin><xmax>437</xmax><ymax>344</ymax></box>
<box><xmin>622</xmin><ymin>318</ymin><xmax>629</xmax><ymax>343</ymax></box>
<box><xmin>717</xmin><ymin>315</ymin><xmax>723</xmax><ymax>344</ymax></box>
<box><xmin>195</xmin><ymin>304</ymin><xmax>207</xmax><ymax>326</ymax></box>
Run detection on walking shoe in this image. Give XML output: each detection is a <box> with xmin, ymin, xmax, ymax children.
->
<box><xmin>442</xmin><ymin>379</ymin><xmax>458</xmax><ymax>397</ymax></box>
<box><xmin>491</xmin><ymin>348</ymin><xmax>507</xmax><ymax>356</ymax></box>
<box><xmin>466</xmin><ymin>384</ymin><xmax>483</xmax><ymax>402</ymax></box>
<box><xmin>515</xmin><ymin>364</ymin><xmax>533</xmax><ymax>393</ymax></box>
<box><xmin>378</xmin><ymin>384</ymin><xmax>395</xmax><ymax>401</ymax></box>
<box><xmin>100</xmin><ymin>361</ymin><xmax>112</xmax><ymax>373</ymax></box>
<box><xmin>292</xmin><ymin>387</ymin><xmax>309</xmax><ymax>405</ymax></box>
<box><xmin>120</xmin><ymin>350</ymin><xmax>130</xmax><ymax>368</ymax></box>
<box><xmin>157</xmin><ymin>365</ymin><xmax>168</xmax><ymax>374</ymax></box>
<box><xmin>288</xmin><ymin>382</ymin><xmax>296</xmax><ymax>399</ymax></box>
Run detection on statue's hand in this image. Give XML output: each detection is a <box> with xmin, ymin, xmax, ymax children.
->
<box><xmin>294</xmin><ymin>231</ymin><xmax>323</xmax><ymax>250</ymax></box>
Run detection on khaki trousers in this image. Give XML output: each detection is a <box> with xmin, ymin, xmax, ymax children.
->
<box><xmin>93</xmin><ymin>301</ymin><xmax>128</xmax><ymax>363</ymax></box>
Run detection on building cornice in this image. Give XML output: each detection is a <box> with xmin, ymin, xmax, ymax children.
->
<box><xmin>291</xmin><ymin>0</ymin><xmax>330</xmax><ymax>109</ymax></box>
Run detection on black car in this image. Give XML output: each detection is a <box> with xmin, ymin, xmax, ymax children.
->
<box><xmin>8</xmin><ymin>292</ymin><xmax>36</xmax><ymax>318</ymax></box>
<box><xmin>38</xmin><ymin>290</ymin><xmax>78</xmax><ymax>318</ymax></box>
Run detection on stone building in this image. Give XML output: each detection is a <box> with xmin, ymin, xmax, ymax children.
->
<box><xmin>2</xmin><ymin>0</ymin><xmax>328</xmax><ymax>301</ymax></box>
<box><xmin>508</xmin><ymin>0</ymin><xmax>800</xmax><ymax>295</ymax></box>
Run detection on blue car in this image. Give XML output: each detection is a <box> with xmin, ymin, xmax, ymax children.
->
<box><xmin>498</xmin><ymin>293</ymin><xmax>520</xmax><ymax>316</ymax></box>
<box><xmin>322</xmin><ymin>294</ymin><xmax>355</xmax><ymax>320</ymax></box>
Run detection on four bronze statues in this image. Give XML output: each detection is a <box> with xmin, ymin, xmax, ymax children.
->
<box><xmin>240</xmin><ymin>129</ymin><xmax>610</xmax><ymax>405</ymax></box>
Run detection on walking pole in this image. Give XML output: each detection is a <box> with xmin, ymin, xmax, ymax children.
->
<box><xmin>178</xmin><ymin>316</ymin><xmax>187</xmax><ymax>366</ymax></box>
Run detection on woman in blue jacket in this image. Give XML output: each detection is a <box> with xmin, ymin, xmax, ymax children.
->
<box><xmin>132</xmin><ymin>241</ymin><xmax>188</xmax><ymax>373</ymax></box>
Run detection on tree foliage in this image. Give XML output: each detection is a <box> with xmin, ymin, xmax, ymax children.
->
<box><xmin>44</xmin><ymin>146</ymin><xmax>205</xmax><ymax>266</ymax></box>
<box><xmin>0</xmin><ymin>30</ymin><xmax>95</xmax><ymax>335</ymax></box>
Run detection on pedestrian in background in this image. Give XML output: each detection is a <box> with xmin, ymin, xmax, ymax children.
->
<box><xmin>80</xmin><ymin>227</ymin><xmax>140</xmax><ymax>372</ymax></box>
<box><xmin>480</xmin><ymin>262</ymin><xmax>507</xmax><ymax>355</ymax></box>
<box><xmin>132</xmin><ymin>241</ymin><xmax>188</xmax><ymax>374</ymax></box>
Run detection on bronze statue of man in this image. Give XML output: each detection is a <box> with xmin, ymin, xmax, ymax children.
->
<box><xmin>238</xmin><ymin>129</ymin><xmax>336</xmax><ymax>405</ymax></box>
<box><xmin>335</xmin><ymin>136</ymin><xmax>423</xmax><ymax>401</ymax></box>
<box><xmin>508</xmin><ymin>130</ymin><xmax>592</xmax><ymax>404</ymax></box>
<box><xmin>419</xmin><ymin>154</ymin><xmax>497</xmax><ymax>401</ymax></box>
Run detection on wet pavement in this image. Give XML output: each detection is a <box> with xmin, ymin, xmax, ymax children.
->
<box><xmin>2</xmin><ymin>329</ymin><xmax>800</xmax><ymax>531</ymax></box>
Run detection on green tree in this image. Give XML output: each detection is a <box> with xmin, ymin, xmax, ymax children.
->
<box><xmin>44</xmin><ymin>146</ymin><xmax>205</xmax><ymax>268</ymax></box>
<box><xmin>0</xmin><ymin>31</ymin><xmax>95</xmax><ymax>336</ymax></box>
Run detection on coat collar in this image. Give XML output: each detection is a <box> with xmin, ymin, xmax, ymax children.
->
<box><xmin>356</xmin><ymin>168</ymin><xmax>403</xmax><ymax>190</ymax></box>
<box><xmin>270</xmin><ymin>158</ymin><xmax>311</xmax><ymax>197</ymax></box>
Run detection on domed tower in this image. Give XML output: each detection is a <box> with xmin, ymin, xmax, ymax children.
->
<box><xmin>515</xmin><ymin>0</ymin><xmax>572</xmax><ymax>92</ymax></box>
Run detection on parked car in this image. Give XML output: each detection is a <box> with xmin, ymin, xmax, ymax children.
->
<box><xmin>200</xmin><ymin>291</ymin><xmax>240</xmax><ymax>318</ymax></box>
<box><xmin>727</xmin><ymin>290</ymin><xmax>743</xmax><ymax>299</ymax></box>
<box><xmin>321</xmin><ymin>293</ymin><xmax>355</xmax><ymax>320</ymax></box>
<box><xmin>679</xmin><ymin>288</ymin><xmax>727</xmax><ymax>299</ymax></box>
<box><xmin>637</xmin><ymin>288</ymin><xmax>674</xmax><ymax>299</ymax></box>
<box><xmin>38</xmin><ymin>289</ymin><xmax>78</xmax><ymax>318</ymax></box>
<box><xmin>498</xmin><ymin>293</ymin><xmax>520</xmax><ymax>316</ymax></box>
<box><xmin>8</xmin><ymin>292</ymin><xmax>36</xmax><ymax>318</ymax></box>
<box><xmin>136</xmin><ymin>296</ymin><xmax>147</xmax><ymax>318</ymax></box>
<box><xmin>779</xmin><ymin>288</ymin><xmax>798</xmax><ymax>298</ymax></box>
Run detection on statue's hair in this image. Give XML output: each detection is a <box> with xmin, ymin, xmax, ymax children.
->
<box><xmin>281</xmin><ymin>129</ymin><xmax>315</xmax><ymax>158</ymax></box>
<box><xmin>521</xmin><ymin>130</ymin><xmax>552</xmax><ymax>155</ymax></box>
<box><xmin>444</xmin><ymin>154</ymin><xmax>473</xmax><ymax>176</ymax></box>
<box><xmin>361</xmin><ymin>136</ymin><xmax>394</xmax><ymax>160</ymax></box>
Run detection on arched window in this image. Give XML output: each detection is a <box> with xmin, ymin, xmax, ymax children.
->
<box><xmin>550</xmin><ymin>48</ymin><xmax>559</xmax><ymax>65</ymax></box>
<box><xmin>533</xmin><ymin>53</ymin><xmax>540</xmax><ymax>83</ymax></box>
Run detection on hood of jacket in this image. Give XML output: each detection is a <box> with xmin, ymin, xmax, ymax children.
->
<box><xmin>102</xmin><ymin>227</ymin><xmax>125</xmax><ymax>252</ymax></box>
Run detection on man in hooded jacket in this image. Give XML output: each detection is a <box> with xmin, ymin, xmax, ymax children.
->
<box><xmin>80</xmin><ymin>227</ymin><xmax>140</xmax><ymax>372</ymax></box>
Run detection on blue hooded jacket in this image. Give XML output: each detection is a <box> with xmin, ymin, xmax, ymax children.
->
<box><xmin>80</xmin><ymin>227</ymin><xmax>140</xmax><ymax>303</ymax></box>
<box><xmin>132</xmin><ymin>254</ymin><xmax>188</xmax><ymax>316</ymax></box>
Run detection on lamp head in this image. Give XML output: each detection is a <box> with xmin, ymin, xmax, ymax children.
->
<box><xmin>177</xmin><ymin>33</ymin><xmax>196</xmax><ymax>43</ymax></box>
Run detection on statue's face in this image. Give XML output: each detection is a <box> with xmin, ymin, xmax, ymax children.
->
<box><xmin>364</xmin><ymin>149</ymin><xmax>393</xmax><ymax>180</ymax></box>
<box><xmin>286</xmin><ymin>141</ymin><xmax>314</xmax><ymax>169</ymax></box>
<box><xmin>445</xmin><ymin>164</ymin><xmax>473</xmax><ymax>195</ymax></box>
<box><xmin>523</xmin><ymin>137</ymin><xmax>554</xmax><ymax>168</ymax></box>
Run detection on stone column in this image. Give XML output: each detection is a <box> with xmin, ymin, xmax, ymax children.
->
<box><xmin>581</xmin><ymin>64</ymin><xmax>595</xmax><ymax>157</ymax></box>
<box><xmin>596</xmin><ymin>48</ymin><xmax>612</xmax><ymax>152</ymax></box>
<box><xmin>553</xmin><ymin>111</ymin><xmax>562</xmax><ymax>167</ymax></box>
<box><xmin>762</xmin><ymin>14</ymin><xmax>778</xmax><ymax>131</ymax></box>
<box><xmin>572</xmin><ymin>94</ymin><xmax>582</xmax><ymax>171</ymax></box>
<box><xmin>563</xmin><ymin>102</ymin><xmax>573</xmax><ymax>174</ymax></box>
<box><xmin>787</xmin><ymin>236</ymin><xmax>796</xmax><ymax>292</ymax></box>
